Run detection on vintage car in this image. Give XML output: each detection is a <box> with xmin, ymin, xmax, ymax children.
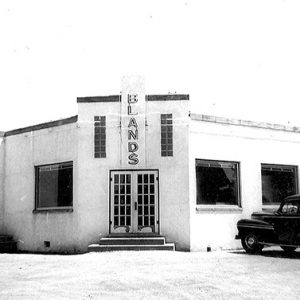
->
<box><xmin>236</xmin><ymin>194</ymin><xmax>300</xmax><ymax>254</ymax></box>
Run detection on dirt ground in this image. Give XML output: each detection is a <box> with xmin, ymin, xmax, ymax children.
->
<box><xmin>0</xmin><ymin>247</ymin><xmax>299</xmax><ymax>300</ymax></box>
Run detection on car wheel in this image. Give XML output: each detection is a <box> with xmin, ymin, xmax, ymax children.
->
<box><xmin>280</xmin><ymin>246</ymin><xmax>297</xmax><ymax>253</ymax></box>
<box><xmin>241</xmin><ymin>233</ymin><xmax>263</xmax><ymax>254</ymax></box>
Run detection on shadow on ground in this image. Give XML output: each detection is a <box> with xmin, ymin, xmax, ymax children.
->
<box><xmin>230</xmin><ymin>249</ymin><xmax>300</xmax><ymax>259</ymax></box>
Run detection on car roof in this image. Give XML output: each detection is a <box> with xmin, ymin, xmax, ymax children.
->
<box><xmin>284</xmin><ymin>194</ymin><xmax>300</xmax><ymax>201</ymax></box>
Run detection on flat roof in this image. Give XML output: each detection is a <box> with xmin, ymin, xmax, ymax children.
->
<box><xmin>5</xmin><ymin>116</ymin><xmax>78</xmax><ymax>137</ymax></box>
<box><xmin>191</xmin><ymin>113</ymin><xmax>300</xmax><ymax>133</ymax></box>
<box><xmin>4</xmin><ymin>110</ymin><xmax>299</xmax><ymax>138</ymax></box>
<box><xmin>77</xmin><ymin>94</ymin><xmax>189</xmax><ymax>103</ymax></box>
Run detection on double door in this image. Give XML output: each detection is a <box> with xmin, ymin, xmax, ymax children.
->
<box><xmin>110</xmin><ymin>170</ymin><xmax>159</xmax><ymax>234</ymax></box>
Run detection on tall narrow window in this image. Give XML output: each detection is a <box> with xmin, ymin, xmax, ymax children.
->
<box><xmin>161</xmin><ymin>114</ymin><xmax>173</xmax><ymax>157</ymax></box>
<box><xmin>35</xmin><ymin>162</ymin><xmax>73</xmax><ymax>209</ymax></box>
<box><xmin>261</xmin><ymin>164</ymin><xmax>298</xmax><ymax>205</ymax></box>
<box><xmin>196</xmin><ymin>159</ymin><xmax>240</xmax><ymax>206</ymax></box>
<box><xmin>94</xmin><ymin>116</ymin><xmax>106</xmax><ymax>158</ymax></box>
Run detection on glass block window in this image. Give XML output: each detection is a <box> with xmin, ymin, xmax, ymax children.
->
<box><xmin>261</xmin><ymin>164</ymin><xmax>298</xmax><ymax>205</ymax></box>
<box><xmin>196</xmin><ymin>159</ymin><xmax>240</xmax><ymax>205</ymax></box>
<box><xmin>94</xmin><ymin>116</ymin><xmax>106</xmax><ymax>158</ymax></box>
<box><xmin>35</xmin><ymin>162</ymin><xmax>73</xmax><ymax>209</ymax></box>
<box><xmin>161</xmin><ymin>114</ymin><xmax>173</xmax><ymax>157</ymax></box>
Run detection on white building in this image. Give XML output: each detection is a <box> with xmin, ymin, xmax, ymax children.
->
<box><xmin>1</xmin><ymin>81</ymin><xmax>300</xmax><ymax>253</ymax></box>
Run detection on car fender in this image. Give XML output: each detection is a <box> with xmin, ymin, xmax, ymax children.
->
<box><xmin>236</xmin><ymin>219</ymin><xmax>274</xmax><ymax>240</ymax></box>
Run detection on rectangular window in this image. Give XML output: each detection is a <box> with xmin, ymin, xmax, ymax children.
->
<box><xmin>35</xmin><ymin>162</ymin><xmax>73</xmax><ymax>209</ymax></box>
<box><xmin>261</xmin><ymin>164</ymin><xmax>298</xmax><ymax>205</ymax></box>
<box><xmin>94</xmin><ymin>116</ymin><xmax>106</xmax><ymax>158</ymax></box>
<box><xmin>196</xmin><ymin>159</ymin><xmax>240</xmax><ymax>205</ymax></box>
<box><xmin>161</xmin><ymin>114</ymin><xmax>173</xmax><ymax>157</ymax></box>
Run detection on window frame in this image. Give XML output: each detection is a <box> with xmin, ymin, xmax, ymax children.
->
<box><xmin>261</xmin><ymin>163</ymin><xmax>298</xmax><ymax>207</ymax></box>
<box><xmin>160</xmin><ymin>114</ymin><xmax>173</xmax><ymax>157</ymax></box>
<box><xmin>195</xmin><ymin>159</ymin><xmax>241</xmax><ymax>208</ymax></box>
<box><xmin>34</xmin><ymin>161</ymin><xmax>73</xmax><ymax>211</ymax></box>
<box><xmin>94</xmin><ymin>115</ymin><xmax>106</xmax><ymax>158</ymax></box>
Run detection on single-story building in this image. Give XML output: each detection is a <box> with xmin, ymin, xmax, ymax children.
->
<box><xmin>1</xmin><ymin>79</ymin><xmax>300</xmax><ymax>252</ymax></box>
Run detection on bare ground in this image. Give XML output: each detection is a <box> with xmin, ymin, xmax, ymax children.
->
<box><xmin>0</xmin><ymin>247</ymin><xmax>299</xmax><ymax>300</ymax></box>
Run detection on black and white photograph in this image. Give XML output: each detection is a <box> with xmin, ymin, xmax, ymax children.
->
<box><xmin>0</xmin><ymin>1</ymin><xmax>300</xmax><ymax>299</ymax></box>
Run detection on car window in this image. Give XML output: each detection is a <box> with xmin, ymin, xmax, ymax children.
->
<box><xmin>281</xmin><ymin>201</ymin><xmax>299</xmax><ymax>215</ymax></box>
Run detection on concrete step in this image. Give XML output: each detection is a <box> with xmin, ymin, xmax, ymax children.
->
<box><xmin>99</xmin><ymin>237</ymin><xmax>165</xmax><ymax>245</ymax></box>
<box><xmin>88</xmin><ymin>243</ymin><xmax>175</xmax><ymax>252</ymax></box>
<box><xmin>107</xmin><ymin>233</ymin><xmax>160</xmax><ymax>238</ymax></box>
<box><xmin>0</xmin><ymin>241</ymin><xmax>17</xmax><ymax>253</ymax></box>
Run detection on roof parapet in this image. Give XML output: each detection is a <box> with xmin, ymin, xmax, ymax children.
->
<box><xmin>77</xmin><ymin>94</ymin><xmax>189</xmax><ymax>103</ymax></box>
<box><xmin>5</xmin><ymin>116</ymin><xmax>78</xmax><ymax>137</ymax></box>
<box><xmin>190</xmin><ymin>113</ymin><xmax>300</xmax><ymax>133</ymax></box>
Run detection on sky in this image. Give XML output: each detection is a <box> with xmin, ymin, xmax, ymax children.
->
<box><xmin>1</xmin><ymin>0</ymin><xmax>300</xmax><ymax>131</ymax></box>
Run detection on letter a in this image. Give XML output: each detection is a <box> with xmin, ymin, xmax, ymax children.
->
<box><xmin>128</xmin><ymin>118</ymin><xmax>138</xmax><ymax>128</ymax></box>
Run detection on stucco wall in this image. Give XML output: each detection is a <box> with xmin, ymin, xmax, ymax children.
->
<box><xmin>77</xmin><ymin>99</ymin><xmax>190</xmax><ymax>250</ymax></box>
<box><xmin>3</xmin><ymin>123</ymin><xmax>78</xmax><ymax>252</ymax></box>
<box><xmin>0</xmin><ymin>134</ymin><xmax>4</xmax><ymax>233</ymax></box>
<box><xmin>189</xmin><ymin>118</ymin><xmax>300</xmax><ymax>251</ymax></box>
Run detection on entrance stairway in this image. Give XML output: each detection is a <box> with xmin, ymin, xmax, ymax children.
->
<box><xmin>88</xmin><ymin>235</ymin><xmax>175</xmax><ymax>252</ymax></box>
<box><xmin>0</xmin><ymin>235</ymin><xmax>17</xmax><ymax>253</ymax></box>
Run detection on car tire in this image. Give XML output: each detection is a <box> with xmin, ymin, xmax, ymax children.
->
<box><xmin>280</xmin><ymin>246</ymin><xmax>297</xmax><ymax>253</ymax></box>
<box><xmin>241</xmin><ymin>233</ymin><xmax>263</xmax><ymax>254</ymax></box>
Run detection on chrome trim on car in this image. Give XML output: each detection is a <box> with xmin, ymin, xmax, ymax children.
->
<box><xmin>237</xmin><ymin>224</ymin><xmax>274</xmax><ymax>230</ymax></box>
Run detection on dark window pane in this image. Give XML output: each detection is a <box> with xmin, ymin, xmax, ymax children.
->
<box><xmin>144</xmin><ymin>206</ymin><xmax>149</xmax><ymax>215</ymax></box>
<box><xmin>150</xmin><ymin>195</ymin><xmax>155</xmax><ymax>204</ymax></box>
<box><xmin>144</xmin><ymin>174</ymin><xmax>148</xmax><ymax>183</ymax></box>
<box><xmin>261</xmin><ymin>164</ymin><xmax>297</xmax><ymax>205</ymax></box>
<box><xmin>150</xmin><ymin>185</ymin><xmax>155</xmax><ymax>194</ymax></box>
<box><xmin>126</xmin><ymin>195</ymin><xmax>131</xmax><ymax>204</ymax></box>
<box><xmin>144</xmin><ymin>185</ymin><xmax>148</xmax><ymax>194</ymax></box>
<box><xmin>114</xmin><ymin>174</ymin><xmax>119</xmax><ymax>184</ymax></box>
<box><xmin>114</xmin><ymin>185</ymin><xmax>119</xmax><ymax>194</ymax></box>
<box><xmin>138</xmin><ymin>195</ymin><xmax>142</xmax><ymax>204</ymax></box>
<box><xmin>138</xmin><ymin>185</ymin><xmax>142</xmax><ymax>194</ymax></box>
<box><xmin>150</xmin><ymin>206</ymin><xmax>155</xmax><ymax>215</ymax></box>
<box><xmin>37</xmin><ymin>162</ymin><xmax>73</xmax><ymax>208</ymax></box>
<box><xmin>120</xmin><ymin>195</ymin><xmax>125</xmax><ymax>204</ymax></box>
<box><xmin>114</xmin><ymin>206</ymin><xmax>118</xmax><ymax>215</ymax></box>
<box><xmin>144</xmin><ymin>216</ymin><xmax>149</xmax><ymax>225</ymax></box>
<box><xmin>138</xmin><ymin>206</ymin><xmax>143</xmax><ymax>215</ymax></box>
<box><xmin>120</xmin><ymin>206</ymin><xmax>125</xmax><ymax>215</ymax></box>
<box><xmin>126</xmin><ymin>216</ymin><xmax>131</xmax><ymax>226</ymax></box>
<box><xmin>138</xmin><ymin>175</ymin><xmax>142</xmax><ymax>184</ymax></box>
<box><xmin>126</xmin><ymin>174</ymin><xmax>131</xmax><ymax>183</ymax></box>
<box><xmin>196</xmin><ymin>160</ymin><xmax>239</xmax><ymax>205</ymax></box>
<box><xmin>120</xmin><ymin>185</ymin><xmax>125</xmax><ymax>194</ymax></box>
<box><xmin>126</xmin><ymin>184</ymin><xmax>131</xmax><ymax>194</ymax></box>
<box><xmin>114</xmin><ymin>216</ymin><xmax>119</xmax><ymax>226</ymax></box>
<box><xmin>114</xmin><ymin>196</ymin><xmax>118</xmax><ymax>204</ymax></box>
<box><xmin>120</xmin><ymin>175</ymin><xmax>125</xmax><ymax>184</ymax></box>
<box><xmin>144</xmin><ymin>195</ymin><xmax>148</xmax><ymax>204</ymax></box>
<box><xmin>138</xmin><ymin>216</ymin><xmax>142</xmax><ymax>226</ymax></box>
<box><xmin>150</xmin><ymin>174</ymin><xmax>155</xmax><ymax>183</ymax></box>
<box><xmin>150</xmin><ymin>216</ymin><xmax>155</xmax><ymax>226</ymax></box>
<box><xmin>120</xmin><ymin>217</ymin><xmax>125</xmax><ymax>226</ymax></box>
<box><xmin>126</xmin><ymin>206</ymin><xmax>131</xmax><ymax>215</ymax></box>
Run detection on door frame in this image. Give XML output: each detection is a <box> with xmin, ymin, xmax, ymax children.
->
<box><xmin>108</xmin><ymin>169</ymin><xmax>160</xmax><ymax>235</ymax></box>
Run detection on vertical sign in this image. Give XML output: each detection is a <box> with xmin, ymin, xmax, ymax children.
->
<box><xmin>121</xmin><ymin>76</ymin><xmax>146</xmax><ymax>167</ymax></box>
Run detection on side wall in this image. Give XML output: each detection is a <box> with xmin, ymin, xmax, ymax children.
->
<box><xmin>189</xmin><ymin>119</ymin><xmax>300</xmax><ymax>251</ymax></box>
<box><xmin>77</xmin><ymin>99</ymin><xmax>190</xmax><ymax>250</ymax></box>
<box><xmin>3</xmin><ymin>123</ymin><xmax>79</xmax><ymax>252</ymax></box>
<box><xmin>0</xmin><ymin>134</ymin><xmax>4</xmax><ymax>233</ymax></box>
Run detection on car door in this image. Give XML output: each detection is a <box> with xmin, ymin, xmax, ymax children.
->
<box><xmin>274</xmin><ymin>200</ymin><xmax>299</xmax><ymax>245</ymax></box>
